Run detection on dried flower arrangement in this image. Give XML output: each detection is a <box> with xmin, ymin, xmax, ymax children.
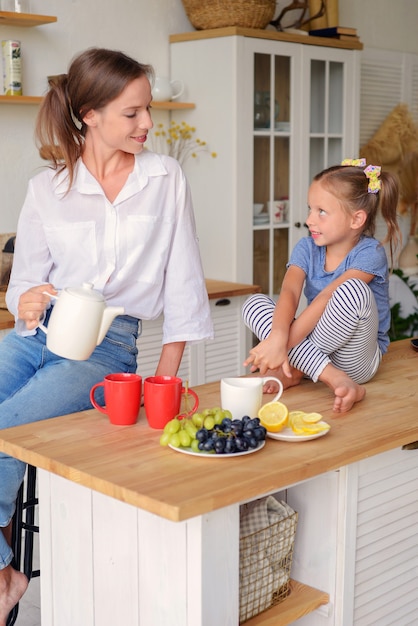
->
<box><xmin>149</xmin><ymin>121</ymin><xmax>217</xmax><ymax>166</ymax></box>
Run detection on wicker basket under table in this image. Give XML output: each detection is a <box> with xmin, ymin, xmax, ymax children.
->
<box><xmin>239</xmin><ymin>510</ymin><xmax>298</xmax><ymax>623</ymax></box>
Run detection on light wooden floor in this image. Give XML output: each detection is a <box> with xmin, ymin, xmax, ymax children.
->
<box><xmin>15</xmin><ymin>532</ymin><xmax>41</xmax><ymax>626</ymax></box>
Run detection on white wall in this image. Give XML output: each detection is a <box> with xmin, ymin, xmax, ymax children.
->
<box><xmin>339</xmin><ymin>0</ymin><xmax>418</xmax><ymax>54</ymax></box>
<box><xmin>0</xmin><ymin>0</ymin><xmax>417</xmax><ymax>234</ymax></box>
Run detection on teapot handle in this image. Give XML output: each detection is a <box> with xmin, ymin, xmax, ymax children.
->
<box><xmin>37</xmin><ymin>290</ymin><xmax>58</xmax><ymax>334</ymax></box>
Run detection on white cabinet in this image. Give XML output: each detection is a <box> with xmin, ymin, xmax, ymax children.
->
<box><xmin>136</xmin><ymin>294</ymin><xmax>249</xmax><ymax>384</ymax></box>
<box><xmin>170</xmin><ymin>30</ymin><xmax>361</xmax><ymax>297</ymax></box>
<box><xmin>284</xmin><ymin>446</ymin><xmax>418</xmax><ymax>625</ymax></box>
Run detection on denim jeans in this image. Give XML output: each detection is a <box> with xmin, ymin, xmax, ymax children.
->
<box><xmin>0</xmin><ymin>313</ymin><xmax>139</xmax><ymax>568</ymax></box>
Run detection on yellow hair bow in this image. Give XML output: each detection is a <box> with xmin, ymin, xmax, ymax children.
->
<box><xmin>364</xmin><ymin>164</ymin><xmax>381</xmax><ymax>194</ymax></box>
<box><xmin>341</xmin><ymin>158</ymin><xmax>381</xmax><ymax>193</ymax></box>
<box><xmin>341</xmin><ymin>158</ymin><xmax>366</xmax><ymax>167</ymax></box>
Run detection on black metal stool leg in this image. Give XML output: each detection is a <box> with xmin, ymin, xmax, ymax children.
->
<box><xmin>6</xmin><ymin>465</ymin><xmax>39</xmax><ymax>626</ymax></box>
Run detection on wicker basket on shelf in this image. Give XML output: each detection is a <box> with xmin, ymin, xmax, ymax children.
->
<box><xmin>181</xmin><ymin>0</ymin><xmax>276</xmax><ymax>30</ymax></box>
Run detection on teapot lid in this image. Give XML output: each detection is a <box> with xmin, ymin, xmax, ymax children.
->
<box><xmin>66</xmin><ymin>282</ymin><xmax>104</xmax><ymax>302</ymax></box>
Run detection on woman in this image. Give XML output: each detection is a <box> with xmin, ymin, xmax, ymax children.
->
<box><xmin>0</xmin><ymin>47</ymin><xmax>213</xmax><ymax>621</ymax></box>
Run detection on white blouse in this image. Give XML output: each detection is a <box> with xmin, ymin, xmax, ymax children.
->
<box><xmin>7</xmin><ymin>151</ymin><xmax>214</xmax><ymax>344</ymax></box>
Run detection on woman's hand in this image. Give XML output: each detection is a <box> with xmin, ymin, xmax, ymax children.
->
<box><xmin>17</xmin><ymin>284</ymin><xmax>57</xmax><ymax>331</ymax></box>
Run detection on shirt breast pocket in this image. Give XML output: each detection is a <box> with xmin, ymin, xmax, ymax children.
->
<box><xmin>123</xmin><ymin>214</ymin><xmax>174</xmax><ymax>284</ymax></box>
<box><xmin>44</xmin><ymin>222</ymin><xmax>97</xmax><ymax>271</ymax></box>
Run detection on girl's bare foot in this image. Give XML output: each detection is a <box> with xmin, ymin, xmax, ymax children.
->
<box><xmin>263</xmin><ymin>366</ymin><xmax>304</xmax><ymax>393</ymax></box>
<box><xmin>319</xmin><ymin>364</ymin><xmax>366</xmax><ymax>413</ymax></box>
<box><xmin>0</xmin><ymin>565</ymin><xmax>28</xmax><ymax>626</ymax></box>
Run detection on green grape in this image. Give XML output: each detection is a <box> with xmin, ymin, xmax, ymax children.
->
<box><xmin>213</xmin><ymin>409</ymin><xmax>224</xmax><ymax>425</ymax></box>
<box><xmin>163</xmin><ymin>418</ymin><xmax>181</xmax><ymax>435</ymax></box>
<box><xmin>203</xmin><ymin>415</ymin><xmax>215</xmax><ymax>430</ymax></box>
<box><xmin>202</xmin><ymin>408</ymin><xmax>214</xmax><ymax>416</ymax></box>
<box><xmin>190</xmin><ymin>438</ymin><xmax>200</xmax><ymax>453</ymax></box>
<box><xmin>159</xmin><ymin>432</ymin><xmax>171</xmax><ymax>447</ymax></box>
<box><xmin>179</xmin><ymin>430</ymin><xmax>192</xmax><ymax>448</ymax></box>
<box><xmin>191</xmin><ymin>412</ymin><xmax>204</xmax><ymax>428</ymax></box>
<box><xmin>169</xmin><ymin>432</ymin><xmax>181</xmax><ymax>448</ymax></box>
<box><xmin>222</xmin><ymin>409</ymin><xmax>232</xmax><ymax>420</ymax></box>
<box><xmin>183</xmin><ymin>420</ymin><xmax>198</xmax><ymax>438</ymax></box>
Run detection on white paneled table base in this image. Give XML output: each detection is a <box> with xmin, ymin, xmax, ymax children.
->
<box><xmin>38</xmin><ymin>471</ymin><xmax>240</xmax><ymax>626</ymax></box>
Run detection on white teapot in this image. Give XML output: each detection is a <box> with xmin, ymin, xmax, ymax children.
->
<box><xmin>38</xmin><ymin>282</ymin><xmax>125</xmax><ymax>360</ymax></box>
<box><xmin>152</xmin><ymin>76</ymin><xmax>184</xmax><ymax>102</ymax></box>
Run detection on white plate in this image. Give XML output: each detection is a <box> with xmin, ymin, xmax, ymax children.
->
<box><xmin>267</xmin><ymin>427</ymin><xmax>330</xmax><ymax>442</ymax></box>
<box><xmin>168</xmin><ymin>439</ymin><xmax>265</xmax><ymax>457</ymax></box>
<box><xmin>275</xmin><ymin>122</ymin><xmax>290</xmax><ymax>132</ymax></box>
<box><xmin>253</xmin><ymin>215</ymin><xmax>269</xmax><ymax>224</ymax></box>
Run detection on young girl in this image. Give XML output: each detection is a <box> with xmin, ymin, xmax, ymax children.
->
<box><xmin>242</xmin><ymin>159</ymin><xmax>400</xmax><ymax>414</ymax></box>
<box><xmin>0</xmin><ymin>48</ymin><xmax>213</xmax><ymax>621</ymax></box>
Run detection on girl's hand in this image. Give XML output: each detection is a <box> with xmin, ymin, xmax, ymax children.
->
<box><xmin>243</xmin><ymin>334</ymin><xmax>292</xmax><ymax>378</ymax></box>
<box><xmin>18</xmin><ymin>284</ymin><xmax>57</xmax><ymax>330</ymax></box>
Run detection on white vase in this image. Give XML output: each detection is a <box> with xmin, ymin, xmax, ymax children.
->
<box><xmin>398</xmin><ymin>236</ymin><xmax>418</xmax><ymax>276</ymax></box>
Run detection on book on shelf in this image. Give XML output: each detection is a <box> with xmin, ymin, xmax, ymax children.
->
<box><xmin>309</xmin><ymin>26</ymin><xmax>357</xmax><ymax>37</ymax></box>
<box><xmin>336</xmin><ymin>34</ymin><xmax>360</xmax><ymax>42</ymax></box>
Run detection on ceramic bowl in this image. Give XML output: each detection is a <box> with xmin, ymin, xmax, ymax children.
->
<box><xmin>253</xmin><ymin>203</ymin><xmax>264</xmax><ymax>216</ymax></box>
<box><xmin>411</xmin><ymin>338</ymin><xmax>418</xmax><ymax>352</ymax></box>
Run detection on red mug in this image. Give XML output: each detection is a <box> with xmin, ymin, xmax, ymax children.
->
<box><xmin>144</xmin><ymin>376</ymin><xmax>199</xmax><ymax>429</ymax></box>
<box><xmin>90</xmin><ymin>373</ymin><xmax>142</xmax><ymax>426</ymax></box>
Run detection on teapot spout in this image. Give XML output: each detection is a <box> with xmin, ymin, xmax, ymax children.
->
<box><xmin>97</xmin><ymin>306</ymin><xmax>125</xmax><ymax>345</ymax></box>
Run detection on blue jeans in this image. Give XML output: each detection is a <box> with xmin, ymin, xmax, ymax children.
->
<box><xmin>0</xmin><ymin>313</ymin><xmax>139</xmax><ymax>568</ymax></box>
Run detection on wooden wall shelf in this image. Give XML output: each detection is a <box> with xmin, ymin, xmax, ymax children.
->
<box><xmin>152</xmin><ymin>101</ymin><xmax>195</xmax><ymax>110</ymax></box>
<box><xmin>0</xmin><ymin>95</ymin><xmax>195</xmax><ymax>109</ymax></box>
<box><xmin>0</xmin><ymin>95</ymin><xmax>42</xmax><ymax>104</ymax></box>
<box><xmin>0</xmin><ymin>11</ymin><xmax>57</xmax><ymax>27</ymax></box>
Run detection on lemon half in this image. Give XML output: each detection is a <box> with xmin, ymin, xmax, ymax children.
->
<box><xmin>258</xmin><ymin>401</ymin><xmax>289</xmax><ymax>432</ymax></box>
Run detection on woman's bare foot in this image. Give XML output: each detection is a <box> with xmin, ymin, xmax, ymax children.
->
<box><xmin>319</xmin><ymin>364</ymin><xmax>366</xmax><ymax>413</ymax></box>
<box><xmin>0</xmin><ymin>565</ymin><xmax>28</xmax><ymax>626</ymax></box>
<box><xmin>263</xmin><ymin>366</ymin><xmax>304</xmax><ymax>393</ymax></box>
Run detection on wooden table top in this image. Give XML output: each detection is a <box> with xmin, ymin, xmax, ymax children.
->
<box><xmin>0</xmin><ymin>338</ymin><xmax>416</xmax><ymax>522</ymax></box>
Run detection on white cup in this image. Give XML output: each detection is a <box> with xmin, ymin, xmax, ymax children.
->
<box><xmin>220</xmin><ymin>377</ymin><xmax>283</xmax><ymax>420</ymax></box>
<box><xmin>152</xmin><ymin>76</ymin><xmax>184</xmax><ymax>102</ymax></box>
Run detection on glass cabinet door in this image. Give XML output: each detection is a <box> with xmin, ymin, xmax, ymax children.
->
<box><xmin>309</xmin><ymin>59</ymin><xmax>344</xmax><ymax>179</ymax></box>
<box><xmin>252</xmin><ymin>52</ymin><xmax>291</xmax><ymax>298</ymax></box>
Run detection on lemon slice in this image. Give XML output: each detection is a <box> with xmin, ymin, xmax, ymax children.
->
<box><xmin>288</xmin><ymin>411</ymin><xmax>306</xmax><ymax>428</ymax></box>
<box><xmin>288</xmin><ymin>414</ymin><xmax>308</xmax><ymax>435</ymax></box>
<box><xmin>258</xmin><ymin>401</ymin><xmax>289</xmax><ymax>432</ymax></box>
<box><xmin>299</xmin><ymin>421</ymin><xmax>331</xmax><ymax>435</ymax></box>
<box><xmin>301</xmin><ymin>412</ymin><xmax>323</xmax><ymax>423</ymax></box>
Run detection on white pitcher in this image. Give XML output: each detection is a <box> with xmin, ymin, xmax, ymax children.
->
<box><xmin>38</xmin><ymin>282</ymin><xmax>124</xmax><ymax>361</ymax></box>
<box><xmin>152</xmin><ymin>76</ymin><xmax>184</xmax><ymax>101</ymax></box>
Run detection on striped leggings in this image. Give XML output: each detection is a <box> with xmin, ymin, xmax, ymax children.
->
<box><xmin>242</xmin><ymin>278</ymin><xmax>382</xmax><ymax>384</ymax></box>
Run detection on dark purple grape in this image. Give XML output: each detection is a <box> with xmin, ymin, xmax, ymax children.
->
<box><xmin>235</xmin><ymin>437</ymin><xmax>249</xmax><ymax>452</ymax></box>
<box><xmin>231</xmin><ymin>422</ymin><xmax>243</xmax><ymax>436</ymax></box>
<box><xmin>214</xmin><ymin>438</ymin><xmax>226</xmax><ymax>454</ymax></box>
<box><xmin>253</xmin><ymin>426</ymin><xmax>267</xmax><ymax>441</ymax></box>
<box><xmin>246</xmin><ymin>436</ymin><xmax>258</xmax><ymax>449</ymax></box>
<box><xmin>196</xmin><ymin>428</ymin><xmax>208</xmax><ymax>443</ymax></box>
<box><xmin>225</xmin><ymin>438</ymin><xmax>237</xmax><ymax>454</ymax></box>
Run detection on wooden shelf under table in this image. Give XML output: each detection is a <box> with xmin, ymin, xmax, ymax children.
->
<box><xmin>244</xmin><ymin>580</ymin><xmax>329</xmax><ymax>625</ymax></box>
<box><xmin>243</xmin><ymin>580</ymin><xmax>329</xmax><ymax>626</ymax></box>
